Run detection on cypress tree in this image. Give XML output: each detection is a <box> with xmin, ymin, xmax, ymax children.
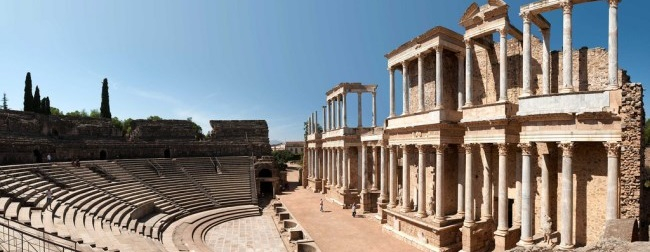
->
<box><xmin>23</xmin><ymin>72</ymin><xmax>33</xmax><ymax>111</ymax></box>
<box><xmin>33</xmin><ymin>86</ymin><xmax>41</xmax><ymax>113</ymax></box>
<box><xmin>2</xmin><ymin>93</ymin><xmax>7</xmax><ymax>110</ymax></box>
<box><xmin>43</xmin><ymin>97</ymin><xmax>51</xmax><ymax>115</ymax></box>
<box><xmin>100</xmin><ymin>78</ymin><xmax>111</xmax><ymax>118</ymax></box>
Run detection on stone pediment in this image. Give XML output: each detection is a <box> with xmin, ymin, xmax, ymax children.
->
<box><xmin>460</xmin><ymin>1</ymin><xmax>509</xmax><ymax>28</ymax></box>
<box><xmin>459</xmin><ymin>2</ymin><xmax>480</xmax><ymax>26</ymax></box>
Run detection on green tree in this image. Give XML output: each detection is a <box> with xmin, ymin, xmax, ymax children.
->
<box><xmin>147</xmin><ymin>115</ymin><xmax>162</xmax><ymax>121</ymax></box>
<box><xmin>272</xmin><ymin>150</ymin><xmax>298</xmax><ymax>164</ymax></box>
<box><xmin>50</xmin><ymin>106</ymin><xmax>63</xmax><ymax>116</ymax></box>
<box><xmin>23</xmin><ymin>72</ymin><xmax>33</xmax><ymax>111</ymax></box>
<box><xmin>100</xmin><ymin>78</ymin><xmax>111</xmax><ymax>118</ymax></box>
<box><xmin>40</xmin><ymin>97</ymin><xmax>50</xmax><ymax>115</ymax></box>
<box><xmin>2</xmin><ymin>93</ymin><xmax>8</xmax><ymax>110</ymax></box>
<box><xmin>89</xmin><ymin>109</ymin><xmax>101</xmax><ymax>118</ymax></box>
<box><xmin>66</xmin><ymin>109</ymin><xmax>89</xmax><ymax>117</ymax></box>
<box><xmin>111</xmin><ymin>117</ymin><xmax>123</xmax><ymax>132</ymax></box>
<box><xmin>122</xmin><ymin>118</ymin><xmax>133</xmax><ymax>136</ymax></box>
<box><xmin>33</xmin><ymin>86</ymin><xmax>41</xmax><ymax>113</ymax></box>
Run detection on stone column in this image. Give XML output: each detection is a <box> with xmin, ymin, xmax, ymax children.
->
<box><xmin>379</xmin><ymin>144</ymin><xmax>388</xmax><ymax>203</ymax></box>
<box><xmin>435</xmin><ymin>45</ymin><xmax>444</xmax><ymax>108</ymax></box>
<box><xmin>458</xmin><ymin>145</ymin><xmax>465</xmax><ymax>215</ymax></box>
<box><xmin>327</xmin><ymin>100</ymin><xmax>331</xmax><ymax>131</ymax></box>
<box><xmin>372</xmin><ymin>146</ymin><xmax>379</xmax><ymax>191</ymax></box>
<box><xmin>522</xmin><ymin>13</ymin><xmax>532</xmax><ymax>97</ymax></box>
<box><xmin>457</xmin><ymin>52</ymin><xmax>465</xmax><ymax>110</ymax></box>
<box><xmin>342</xmin><ymin>147</ymin><xmax>349</xmax><ymax>191</ymax></box>
<box><xmin>418</xmin><ymin>53</ymin><xmax>425</xmax><ymax>112</ymax></box>
<box><xmin>315</xmin><ymin>111</ymin><xmax>318</xmax><ymax>133</ymax></box>
<box><xmin>463</xmin><ymin>144</ymin><xmax>474</xmax><ymax>225</ymax></box>
<box><xmin>561</xmin><ymin>2</ymin><xmax>573</xmax><ymax>93</ymax></box>
<box><xmin>389</xmin><ymin>67</ymin><xmax>396</xmax><ymax>117</ymax></box>
<box><xmin>322</xmin><ymin>106</ymin><xmax>326</xmax><ymax>132</ymax></box>
<box><xmin>332</xmin><ymin>97</ymin><xmax>337</xmax><ymax>130</ymax></box>
<box><xmin>519</xmin><ymin>143</ymin><xmax>533</xmax><ymax>245</ymax></box>
<box><xmin>316</xmin><ymin>148</ymin><xmax>320</xmax><ymax>179</ymax></box>
<box><xmin>514</xmin><ymin>149</ymin><xmax>522</xmax><ymax>227</ymax></box>
<box><xmin>497</xmin><ymin>144</ymin><xmax>509</xmax><ymax>233</ymax></box>
<box><xmin>416</xmin><ymin>145</ymin><xmax>428</xmax><ymax>218</ymax></box>
<box><xmin>559</xmin><ymin>142</ymin><xmax>574</xmax><ymax>249</ymax></box>
<box><xmin>361</xmin><ymin>144</ymin><xmax>368</xmax><ymax>193</ymax></box>
<box><xmin>338</xmin><ymin>96</ymin><xmax>342</xmax><ymax>129</ymax></box>
<box><xmin>605</xmin><ymin>142</ymin><xmax>620</xmax><ymax>220</ymax></box>
<box><xmin>335</xmin><ymin>148</ymin><xmax>341</xmax><ymax>188</ymax></box>
<box><xmin>608</xmin><ymin>0</ymin><xmax>619</xmax><ymax>90</ymax></box>
<box><xmin>499</xmin><ymin>27</ymin><xmax>508</xmax><ymax>101</ymax></box>
<box><xmin>542</xmin><ymin>29</ymin><xmax>551</xmax><ymax>95</ymax></box>
<box><xmin>402</xmin><ymin>61</ymin><xmax>410</xmax><ymax>115</ymax></box>
<box><xmin>357</xmin><ymin>92</ymin><xmax>363</xmax><ymax>128</ymax></box>
<box><xmin>401</xmin><ymin>145</ymin><xmax>411</xmax><ymax>212</ymax></box>
<box><xmin>481</xmin><ymin>144</ymin><xmax>492</xmax><ymax>220</ymax></box>
<box><xmin>328</xmin><ymin>149</ymin><xmax>333</xmax><ymax>185</ymax></box>
<box><xmin>322</xmin><ymin>148</ymin><xmax>327</xmax><ymax>188</ymax></box>
<box><xmin>435</xmin><ymin>144</ymin><xmax>447</xmax><ymax>221</ymax></box>
<box><xmin>541</xmin><ymin>149</ymin><xmax>550</xmax><ymax>227</ymax></box>
<box><xmin>372</xmin><ymin>92</ymin><xmax>377</xmax><ymax>127</ymax></box>
<box><xmin>342</xmin><ymin>93</ymin><xmax>347</xmax><ymax>128</ymax></box>
<box><xmin>465</xmin><ymin>40</ymin><xmax>473</xmax><ymax>106</ymax></box>
<box><xmin>388</xmin><ymin>145</ymin><xmax>398</xmax><ymax>208</ymax></box>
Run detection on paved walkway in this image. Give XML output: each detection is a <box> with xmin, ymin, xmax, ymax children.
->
<box><xmin>204</xmin><ymin>215</ymin><xmax>286</xmax><ymax>252</ymax></box>
<box><xmin>279</xmin><ymin>167</ymin><xmax>418</xmax><ymax>252</ymax></box>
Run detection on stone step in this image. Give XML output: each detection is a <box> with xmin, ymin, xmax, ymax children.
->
<box><xmin>0</xmin><ymin>197</ymin><xmax>12</xmax><ymax>213</ymax></box>
<box><xmin>30</xmin><ymin>209</ymin><xmax>44</xmax><ymax>230</ymax></box>
<box><xmin>5</xmin><ymin>201</ymin><xmax>21</xmax><ymax>219</ymax></box>
<box><xmin>17</xmin><ymin>205</ymin><xmax>31</xmax><ymax>224</ymax></box>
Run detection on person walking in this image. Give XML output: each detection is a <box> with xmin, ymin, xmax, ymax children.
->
<box><xmin>351</xmin><ymin>203</ymin><xmax>357</xmax><ymax>218</ymax></box>
<box><xmin>46</xmin><ymin>189</ymin><xmax>52</xmax><ymax>211</ymax></box>
<box><xmin>320</xmin><ymin>199</ymin><xmax>324</xmax><ymax>212</ymax></box>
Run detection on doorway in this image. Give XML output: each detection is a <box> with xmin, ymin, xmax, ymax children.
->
<box><xmin>99</xmin><ymin>150</ymin><xmax>107</xmax><ymax>160</ymax></box>
<box><xmin>164</xmin><ymin>149</ymin><xmax>171</xmax><ymax>158</ymax></box>
<box><xmin>33</xmin><ymin>149</ymin><xmax>42</xmax><ymax>163</ymax></box>
<box><xmin>260</xmin><ymin>181</ymin><xmax>273</xmax><ymax>198</ymax></box>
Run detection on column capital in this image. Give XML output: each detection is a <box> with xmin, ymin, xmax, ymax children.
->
<box><xmin>401</xmin><ymin>60</ymin><xmax>409</xmax><ymax>69</ymax></box>
<box><xmin>416</xmin><ymin>144</ymin><xmax>431</xmax><ymax>153</ymax></box>
<box><xmin>520</xmin><ymin>11</ymin><xmax>531</xmax><ymax>23</ymax></box>
<box><xmin>540</xmin><ymin>27</ymin><xmax>550</xmax><ymax>36</ymax></box>
<box><xmin>434</xmin><ymin>44</ymin><xmax>443</xmax><ymax>52</ymax></box>
<box><xmin>604</xmin><ymin>142</ymin><xmax>621</xmax><ymax>157</ymax></box>
<box><xmin>464</xmin><ymin>38</ymin><xmax>474</xmax><ymax>46</ymax></box>
<box><xmin>608</xmin><ymin>0</ymin><xmax>620</xmax><ymax>8</ymax></box>
<box><xmin>497</xmin><ymin>143</ymin><xmax>509</xmax><ymax>156</ymax></box>
<box><xmin>433</xmin><ymin>144</ymin><xmax>448</xmax><ymax>154</ymax></box>
<box><xmin>518</xmin><ymin>143</ymin><xmax>534</xmax><ymax>155</ymax></box>
<box><xmin>561</xmin><ymin>1</ymin><xmax>573</xmax><ymax>14</ymax></box>
<box><xmin>558</xmin><ymin>142</ymin><xmax>574</xmax><ymax>158</ymax></box>
<box><xmin>462</xmin><ymin>143</ymin><xmax>475</xmax><ymax>154</ymax></box>
<box><xmin>479</xmin><ymin>143</ymin><xmax>492</xmax><ymax>151</ymax></box>
<box><xmin>497</xmin><ymin>27</ymin><xmax>508</xmax><ymax>37</ymax></box>
<box><xmin>388</xmin><ymin>66</ymin><xmax>395</xmax><ymax>72</ymax></box>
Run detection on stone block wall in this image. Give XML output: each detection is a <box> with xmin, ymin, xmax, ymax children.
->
<box><xmin>129</xmin><ymin>119</ymin><xmax>197</xmax><ymax>141</ymax></box>
<box><xmin>406</xmin><ymin>50</ymin><xmax>460</xmax><ymax>113</ymax></box>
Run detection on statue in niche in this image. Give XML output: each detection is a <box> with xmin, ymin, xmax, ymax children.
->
<box><xmin>398</xmin><ymin>184</ymin><xmax>403</xmax><ymax>207</ymax></box>
<box><xmin>428</xmin><ymin>196</ymin><xmax>434</xmax><ymax>215</ymax></box>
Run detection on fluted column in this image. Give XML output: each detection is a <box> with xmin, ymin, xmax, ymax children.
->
<box><xmin>463</xmin><ymin>144</ymin><xmax>474</xmax><ymax>225</ymax></box>
<box><xmin>608</xmin><ymin>0</ymin><xmax>620</xmax><ymax>90</ymax></box>
<box><xmin>342</xmin><ymin>93</ymin><xmax>347</xmax><ymax>128</ymax></box>
<box><xmin>328</xmin><ymin>149</ymin><xmax>333</xmax><ymax>185</ymax></box>
<box><xmin>499</xmin><ymin>28</ymin><xmax>508</xmax><ymax>101</ymax></box>
<box><xmin>335</xmin><ymin>148</ymin><xmax>341</xmax><ymax>188</ymax></box>
<box><xmin>389</xmin><ymin>68</ymin><xmax>396</xmax><ymax>117</ymax></box>
<box><xmin>561</xmin><ymin>2</ymin><xmax>573</xmax><ymax>93</ymax></box>
<box><xmin>327</xmin><ymin>100</ymin><xmax>331</xmax><ymax>131</ymax></box>
<box><xmin>522</xmin><ymin>13</ymin><xmax>532</xmax><ymax>97</ymax></box>
<box><xmin>457</xmin><ymin>145</ymin><xmax>465</xmax><ymax>215</ymax></box>
<box><xmin>435</xmin><ymin>144</ymin><xmax>447</xmax><ymax>220</ymax></box>
<box><xmin>402</xmin><ymin>61</ymin><xmax>410</xmax><ymax>115</ymax></box>
<box><xmin>372</xmin><ymin>146</ymin><xmax>379</xmax><ymax>191</ymax></box>
<box><xmin>519</xmin><ymin>143</ymin><xmax>534</xmax><ymax>245</ymax></box>
<box><xmin>342</xmin><ymin>147</ymin><xmax>349</xmax><ymax>191</ymax></box>
<box><xmin>379</xmin><ymin>144</ymin><xmax>388</xmax><ymax>203</ymax></box>
<box><xmin>435</xmin><ymin>45</ymin><xmax>444</xmax><ymax>108</ymax></box>
<box><xmin>457</xmin><ymin>52</ymin><xmax>465</xmax><ymax>110</ymax></box>
<box><xmin>316</xmin><ymin>148</ymin><xmax>320</xmax><ymax>179</ymax></box>
<box><xmin>322</xmin><ymin>148</ymin><xmax>327</xmax><ymax>186</ymax></box>
<box><xmin>332</xmin><ymin>97</ymin><xmax>338</xmax><ymax>129</ymax></box>
<box><xmin>481</xmin><ymin>144</ymin><xmax>492</xmax><ymax>220</ymax></box>
<box><xmin>361</xmin><ymin>144</ymin><xmax>368</xmax><ymax>193</ymax></box>
<box><xmin>388</xmin><ymin>145</ymin><xmax>398</xmax><ymax>208</ymax></box>
<box><xmin>541</xmin><ymin>149</ymin><xmax>550</xmax><ymax>227</ymax></box>
<box><xmin>372</xmin><ymin>92</ymin><xmax>377</xmax><ymax>127</ymax></box>
<box><xmin>418</xmin><ymin>53</ymin><xmax>425</xmax><ymax>112</ymax></box>
<box><xmin>559</xmin><ymin>142</ymin><xmax>574</xmax><ymax>249</ymax></box>
<box><xmin>605</xmin><ymin>142</ymin><xmax>620</xmax><ymax>220</ymax></box>
<box><xmin>401</xmin><ymin>145</ymin><xmax>411</xmax><ymax>212</ymax></box>
<box><xmin>497</xmin><ymin>144</ymin><xmax>509</xmax><ymax>233</ymax></box>
<box><xmin>357</xmin><ymin>92</ymin><xmax>362</xmax><ymax>128</ymax></box>
<box><xmin>542</xmin><ymin>29</ymin><xmax>550</xmax><ymax>95</ymax></box>
<box><xmin>465</xmin><ymin>40</ymin><xmax>473</xmax><ymax>106</ymax></box>
<box><xmin>416</xmin><ymin>145</ymin><xmax>428</xmax><ymax>218</ymax></box>
<box><xmin>514</xmin><ymin>149</ymin><xmax>522</xmax><ymax>227</ymax></box>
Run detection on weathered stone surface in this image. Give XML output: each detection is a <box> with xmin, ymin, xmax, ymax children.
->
<box><xmin>602</xmin><ymin>219</ymin><xmax>639</xmax><ymax>242</ymax></box>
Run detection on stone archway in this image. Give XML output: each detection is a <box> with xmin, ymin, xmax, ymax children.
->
<box><xmin>99</xmin><ymin>150</ymin><xmax>107</xmax><ymax>160</ymax></box>
<box><xmin>258</xmin><ymin>168</ymin><xmax>272</xmax><ymax>178</ymax></box>
<box><xmin>164</xmin><ymin>149</ymin><xmax>171</xmax><ymax>158</ymax></box>
<box><xmin>33</xmin><ymin>149</ymin><xmax>42</xmax><ymax>163</ymax></box>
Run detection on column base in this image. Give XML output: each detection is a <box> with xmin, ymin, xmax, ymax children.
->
<box><xmin>560</xmin><ymin>87</ymin><xmax>573</xmax><ymax>93</ymax></box>
<box><xmin>415</xmin><ymin>212</ymin><xmax>428</xmax><ymax>218</ymax></box>
<box><xmin>558</xmin><ymin>244</ymin><xmax>575</xmax><ymax>250</ymax></box>
<box><xmin>494</xmin><ymin>228</ymin><xmax>519</xmax><ymax>252</ymax></box>
<box><xmin>516</xmin><ymin>238</ymin><xmax>535</xmax><ymax>247</ymax></box>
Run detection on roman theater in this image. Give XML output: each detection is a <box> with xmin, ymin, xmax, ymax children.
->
<box><xmin>0</xmin><ymin>0</ymin><xmax>647</xmax><ymax>252</ymax></box>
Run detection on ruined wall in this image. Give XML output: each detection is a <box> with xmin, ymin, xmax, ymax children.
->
<box><xmin>210</xmin><ymin>120</ymin><xmax>271</xmax><ymax>155</ymax></box>
<box><xmin>129</xmin><ymin>120</ymin><xmax>197</xmax><ymax>141</ymax></box>
<box><xmin>406</xmin><ymin>51</ymin><xmax>460</xmax><ymax>113</ymax></box>
<box><xmin>0</xmin><ymin>110</ymin><xmax>121</xmax><ymax>138</ymax></box>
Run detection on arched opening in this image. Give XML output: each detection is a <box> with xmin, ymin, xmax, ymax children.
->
<box><xmin>99</xmin><ymin>150</ymin><xmax>107</xmax><ymax>160</ymax></box>
<box><xmin>260</xmin><ymin>182</ymin><xmax>273</xmax><ymax>198</ymax></box>
<box><xmin>258</xmin><ymin>168</ymin><xmax>272</xmax><ymax>178</ymax></box>
<box><xmin>164</xmin><ymin>149</ymin><xmax>171</xmax><ymax>158</ymax></box>
<box><xmin>33</xmin><ymin>149</ymin><xmax>42</xmax><ymax>163</ymax></box>
<box><xmin>51</xmin><ymin>129</ymin><xmax>59</xmax><ymax>137</ymax></box>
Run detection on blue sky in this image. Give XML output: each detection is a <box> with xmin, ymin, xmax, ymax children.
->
<box><xmin>0</xmin><ymin>1</ymin><xmax>646</xmax><ymax>142</ymax></box>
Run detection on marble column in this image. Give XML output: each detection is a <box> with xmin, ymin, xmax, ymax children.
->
<box><xmin>457</xmin><ymin>52</ymin><xmax>465</xmax><ymax>110</ymax></box>
<box><xmin>541</xmin><ymin>149</ymin><xmax>550</xmax><ymax>227</ymax></box>
<box><xmin>401</xmin><ymin>145</ymin><xmax>411</xmax><ymax>212</ymax></box>
<box><xmin>418</xmin><ymin>53</ymin><xmax>425</xmax><ymax>112</ymax></box>
<box><xmin>416</xmin><ymin>145</ymin><xmax>428</xmax><ymax>218</ymax></box>
<box><xmin>542</xmin><ymin>29</ymin><xmax>551</xmax><ymax>95</ymax></box>
<box><xmin>497</xmin><ymin>143</ymin><xmax>509</xmax><ymax>233</ymax></box>
<box><xmin>402</xmin><ymin>61</ymin><xmax>410</xmax><ymax>115</ymax></box>
<box><xmin>514</xmin><ymin>149</ymin><xmax>522</xmax><ymax>227</ymax></box>
<box><xmin>379</xmin><ymin>144</ymin><xmax>388</xmax><ymax>203</ymax></box>
<box><xmin>605</xmin><ymin>142</ymin><xmax>620</xmax><ymax>220</ymax></box>
<box><xmin>561</xmin><ymin>2</ymin><xmax>573</xmax><ymax>93</ymax></box>
<box><xmin>316</xmin><ymin>148</ymin><xmax>320</xmax><ymax>179</ymax></box>
<box><xmin>481</xmin><ymin>144</ymin><xmax>492</xmax><ymax>220</ymax></box>
<box><xmin>361</xmin><ymin>144</ymin><xmax>368</xmax><ymax>193</ymax></box>
<box><xmin>322</xmin><ymin>106</ymin><xmax>326</xmax><ymax>132</ymax></box>
<box><xmin>608</xmin><ymin>0</ymin><xmax>620</xmax><ymax>90</ymax></box>
<box><xmin>372</xmin><ymin>92</ymin><xmax>377</xmax><ymax>127</ymax></box>
<box><xmin>332</xmin><ymin>97</ymin><xmax>338</xmax><ymax>130</ymax></box>
<box><xmin>457</xmin><ymin>145</ymin><xmax>465</xmax><ymax>215</ymax></box>
<box><xmin>357</xmin><ymin>92</ymin><xmax>363</xmax><ymax>128</ymax></box>
<box><xmin>519</xmin><ymin>143</ymin><xmax>534</xmax><ymax>244</ymax></box>
<box><xmin>338</xmin><ymin>96</ymin><xmax>342</xmax><ymax>129</ymax></box>
<box><xmin>559</xmin><ymin>142</ymin><xmax>574</xmax><ymax>249</ymax></box>
<box><xmin>315</xmin><ymin>111</ymin><xmax>319</xmax><ymax>133</ymax></box>
<box><xmin>435</xmin><ymin>144</ymin><xmax>446</xmax><ymax>221</ymax></box>
<box><xmin>435</xmin><ymin>45</ymin><xmax>444</xmax><ymax>108</ymax></box>
<box><xmin>499</xmin><ymin>28</ymin><xmax>508</xmax><ymax>101</ymax></box>
<box><xmin>522</xmin><ymin>13</ymin><xmax>532</xmax><ymax>97</ymax></box>
<box><xmin>335</xmin><ymin>148</ymin><xmax>341</xmax><ymax>188</ymax></box>
<box><xmin>328</xmin><ymin>149</ymin><xmax>333</xmax><ymax>185</ymax></box>
<box><xmin>372</xmin><ymin>146</ymin><xmax>379</xmax><ymax>191</ymax></box>
<box><xmin>342</xmin><ymin>147</ymin><xmax>349</xmax><ymax>191</ymax></box>
<box><xmin>389</xmin><ymin>68</ymin><xmax>396</xmax><ymax>117</ymax></box>
<box><xmin>465</xmin><ymin>40</ymin><xmax>474</xmax><ymax>106</ymax></box>
<box><xmin>388</xmin><ymin>145</ymin><xmax>398</xmax><ymax>208</ymax></box>
<box><xmin>342</xmin><ymin>93</ymin><xmax>347</xmax><ymax>128</ymax></box>
<box><xmin>322</xmin><ymin>148</ymin><xmax>327</xmax><ymax>185</ymax></box>
<box><xmin>327</xmin><ymin>100</ymin><xmax>332</xmax><ymax>131</ymax></box>
<box><xmin>463</xmin><ymin>144</ymin><xmax>474</xmax><ymax>225</ymax></box>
